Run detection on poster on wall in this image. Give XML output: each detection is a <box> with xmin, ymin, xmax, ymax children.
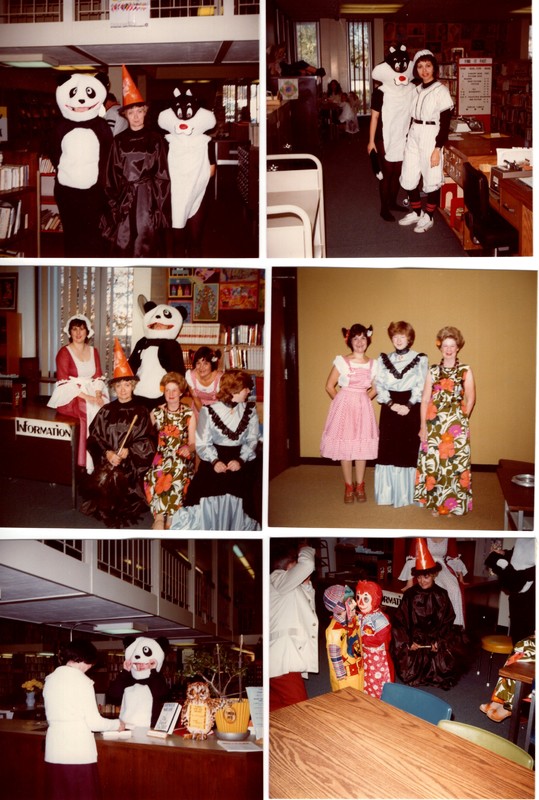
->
<box><xmin>110</xmin><ymin>0</ymin><xmax>150</xmax><ymax>27</ymax></box>
<box><xmin>458</xmin><ymin>58</ymin><xmax>492</xmax><ymax>116</ymax></box>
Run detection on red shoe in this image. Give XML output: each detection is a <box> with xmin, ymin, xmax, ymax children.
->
<box><xmin>355</xmin><ymin>482</ymin><xmax>366</xmax><ymax>502</ymax></box>
<box><xmin>344</xmin><ymin>483</ymin><xmax>355</xmax><ymax>504</ymax></box>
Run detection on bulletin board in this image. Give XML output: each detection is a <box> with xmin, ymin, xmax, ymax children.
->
<box><xmin>457</xmin><ymin>58</ymin><xmax>493</xmax><ymax>132</ymax></box>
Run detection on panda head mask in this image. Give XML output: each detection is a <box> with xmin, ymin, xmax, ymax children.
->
<box><xmin>56</xmin><ymin>72</ymin><xmax>108</xmax><ymax>123</ymax></box>
<box><xmin>123</xmin><ymin>636</ymin><xmax>167</xmax><ymax>681</ymax></box>
<box><xmin>143</xmin><ymin>301</ymin><xmax>187</xmax><ymax>340</ymax></box>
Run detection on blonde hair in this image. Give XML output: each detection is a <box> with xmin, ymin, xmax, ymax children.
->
<box><xmin>436</xmin><ymin>326</ymin><xmax>465</xmax><ymax>350</ymax></box>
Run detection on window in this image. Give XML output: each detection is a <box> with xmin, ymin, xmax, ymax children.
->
<box><xmin>40</xmin><ymin>266</ymin><xmax>134</xmax><ymax>382</ymax></box>
<box><xmin>222</xmin><ymin>83</ymin><xmax>259</xmax><ymax>123</ymax></box>
<box><xmin>348</xmin><ymin>20</ymin><xmax>372</xmax><ymax>116</ymax></box>
<box><xmin>295</xmin><ymin>21</ymin><xmax>319</xmax><ymax>68</ymax></box>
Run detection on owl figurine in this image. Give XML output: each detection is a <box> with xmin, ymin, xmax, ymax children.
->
<box><xmin>180</xmin><ymin>681</ymin><xmax>222</xmax><ymax>739</ymax></box>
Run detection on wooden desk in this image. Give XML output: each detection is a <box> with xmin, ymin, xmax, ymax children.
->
<box><xmin>0</xmin><ymin>402</ymin><xmax>79</xmax><ymax>508</ymax></box>
<box><xmin>270</xmin><ymin>688</ymin><xmax>534</xmax><ymax>798</ymax></box>
<box><xmin>0</xmin><ymin>719</ymin><xmax>263</xmax><ymax>800</ymax></box>
<box><xmin>444</xmin><ymin>133</ymin><xmax>531</xmax><ymax>253</ymax></box>
<box><xmin>496</xmin><ymin>459</ymin><xmax>534</xmax><ymax>531</ymax></box>
<box><xmin>490</xmin><ymin>176</ymin><xmax>533</xmax><ymax>256</ymax></box>
<box><xmin>498</xmin><ymin>660</ymin><xmax>535</xmax><ymax>744</ymax></box>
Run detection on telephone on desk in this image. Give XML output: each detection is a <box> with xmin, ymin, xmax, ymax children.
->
<box><xmin>450</xmin><ymin>116</ymin><xmax>484</xmax><ymax>133</ymax></box>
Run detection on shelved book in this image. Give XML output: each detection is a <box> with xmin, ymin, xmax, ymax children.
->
<box><xmin>0</xmin><ymin>164</ymin><xmax>29</xmax><ymax>191</ymax></box>
<box><xmin>0</xmin><ymin>199</ymin><xmax>22</xmax><ymax>240</ymax></box>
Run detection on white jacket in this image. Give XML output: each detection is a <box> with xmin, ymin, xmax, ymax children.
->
<box><xmin>270</xmin><ymin>546</ymin><xmax>319</xmax><ymax>679</ymax></box>
<box><xmin>44</xmin><ymin>665</ymin><xmax>120</xmax><ymax>764</ymax></box>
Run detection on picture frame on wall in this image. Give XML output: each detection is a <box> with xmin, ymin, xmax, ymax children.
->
<box><xmin>169</xmin><ymin>278</ymin><xmax>193</xmax><ymax>300</ymax></box>
<box><xmin>193</xmin><ymin>283</ymin><xmax>219</xmax><ymax>321</ymax></box>
<box><xmin>169</xmin><ymin>267</ymin><xmax>192</xmax><ymax>277</ymax></box>
<box><xmin>0</xmin><ymin>273</ymin><xmax>17</xmax><ymax>310</ymax></box>
<box><xmin>170</xmin><ymin>299</ymin><xmax>192</xmax><ymax>322</ymax></box>
<box><xmin>219</xmin><ymin>282</ymin><xmax>258</xmax><ymax>310</ymax></box>
<box><xmin>220</xmin><ymin>268</ymin><xmax>259</xmax><ymax>283</ymax></box>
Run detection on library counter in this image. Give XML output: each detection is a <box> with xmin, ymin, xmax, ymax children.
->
<box><xmin>444</xmin><ymin>132</ymin><xmax>532</xmax><ymax>255</ymax></box>
<box><xmin>0</xmin><ymin>719</ymin><xmax>263</xmax><ymax>800</ymax></box>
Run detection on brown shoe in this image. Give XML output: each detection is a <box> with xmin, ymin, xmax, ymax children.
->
<box><xmin>487</xmin><ymin>705</ymin><xmax>512</xmax><ymax>722</ymax></box>
<box><xmin>344</xmin><ymin>483</ymin><xmax>355</xmax><ymax>504</ymax></box>
<box><xmin>355</xmin><ymin>482</ymin><xmax>366</xmax><ymax>502</ymax></box>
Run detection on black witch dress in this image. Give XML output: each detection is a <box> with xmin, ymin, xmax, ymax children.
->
<box><xmin>102</xmin><ymin>126</ymin><xmax>171</xmax><ymax>257</ymax></box>
<box><xmin>172</xmin><ymin>400</ymin><xmax>261</xmax><ymax>531</ymax></box>
<box><xmin>391</xmin><ymin>583</ymin><xmax>460</xmax><ymax>689</ymax></box>
<box><xmin>82</xmin><ymin>398</ymin><xmax>155</xmax><ymax>527</ymax></box>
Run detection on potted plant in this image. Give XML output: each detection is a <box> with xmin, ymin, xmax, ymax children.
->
<box><xmin>22</xmin><ymin>679</ymin><xmax>44</xmax><ymax>709</ymax></box>
<box><xmin>181</xmin><ymin>641</ymin><xmax>251</xmax><ymax>740</ymax></box>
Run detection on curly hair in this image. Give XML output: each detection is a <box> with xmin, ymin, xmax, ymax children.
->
<box><xmin>217</xmin><ymin>369</ymin><xmax>253</xmax><ymax>403</ymax></box>
<box><xmin>387</xmin><ymin>320</ymin><xmax>415</xmax><ymax>346</ymax></box>
<box><xmin>436</xmin><ymin>326</ymin><xmax>465</xmax><ymax>350</ymax></box>
<box><xmin>161</xmin><ymin>371</ymin><xmax>188</xmax><ymax>394</ymax></box>
<box><xmin>342</xmin><ymin>323</ymin><xmax>373</xmax><ymax>350</ymax></box>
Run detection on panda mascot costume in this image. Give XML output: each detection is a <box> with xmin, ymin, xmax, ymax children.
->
<box><xmin>128</xmin><ymin>298</ymin><xmax>187</xmax><ymax>409</ymax></box>
<box><xmin>106</xmin><ymin>637</ymin><xmax>169</xmax><ymax>729</ymax></box>
<box><xmin>367</xmin><ymin>45</ymin><xmax>414</xmax><ymax>222</ymax></box>
<box><xmin>49</xmin><ymin>72</ymin><xmax>113</xmax><ymax>257</ymax></box>
<box><xmin>158</xmin><ymin>89</ymin><xmax>216</xmax><ymax>257</ymax></box>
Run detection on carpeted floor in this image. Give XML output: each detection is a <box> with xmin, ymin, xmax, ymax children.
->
<box><xmin>319</xmin><ymin>123</ymin><xmax>469</xmax><ymax>259</ymax></box>
<box><xmin>268</xmin><ymin>465</ymin><xmax>505</xmax><ymax>530</ymax></box>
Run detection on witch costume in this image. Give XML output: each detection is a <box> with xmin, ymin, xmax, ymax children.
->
<box><xmin>172</xmin><ymin>399</ymin><xmax>260</xmax><ymax>531</ymax></box>
<box><xmin>391</xmin><ymin>539</ymin><xmax>462</xmax><ymax>689</ymax></box>
<box><xmin>80</xmin><ymin>339</ymin><xmax>155</xmax><ymax>527</ymax></box>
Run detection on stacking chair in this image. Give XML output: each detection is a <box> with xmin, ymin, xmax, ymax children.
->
<box><xmin>267</xmin><ymin>154</ymin><xmax>326</xmax><ymax>258</ymax></box>
<box><xmin>380</xmin><ymin>682</ymin><xmax>452</xmax><ymax>725</ymax></box>
<box><xmin>438</xmin><ymin>719</ymin><xmax>534</xmax><ymax>769</ymax></box>
<box><xmin>462</xmin><ymin>162</ymin><xmax>519</xmax><ymax>256</ymax></box>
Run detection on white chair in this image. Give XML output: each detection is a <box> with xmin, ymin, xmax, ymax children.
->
<box><xmin>267</xmin><ymin>154</ymin><xmax>326</xmax><ymax>257</ymax></box>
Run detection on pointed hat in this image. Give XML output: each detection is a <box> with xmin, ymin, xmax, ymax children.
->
<box><xmin>412</xmin><ymin>538</ymin><xmax>441</xmax><ymax>575</ymax></box>
<box><xmin>121</xmin><ymin>65</ymin><xmax>145</xmax><ymax>110</ymax></box>
<box><xmin>109</xmin><ymin>338</ymin><xmax>138</xmax><ymax>384</ymax></box>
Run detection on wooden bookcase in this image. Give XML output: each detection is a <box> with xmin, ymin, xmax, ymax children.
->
<box><xmin>0</xmin><ymin>150</ymin><xmax>39</xmax><ymax>257</ymax></box>
<box><xmin>0</xmin><ymin>310</ymin><xmax>22</xmax><ymax>374</ymax></box>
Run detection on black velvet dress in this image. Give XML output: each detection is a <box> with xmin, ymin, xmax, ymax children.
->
<box><xmin>102</xmin><ymin>126</ymin><xmax>171</xmax><ymax>257</ymax></box>
<box><xmin>82</xmin><ymin>398</ymin><xmax>155</xmax><ymax>527</ymax></box>
<box><xmin>391</xmin><ymin>583</ymin><xmax>459</xmax><ymax>689</ymax></box>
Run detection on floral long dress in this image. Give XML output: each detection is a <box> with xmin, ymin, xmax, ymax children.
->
<box><xmin>145</xmin><ymin>405</ymin><xmax>195</xmax><ymax>517</ymax></box>
<box><xmin>414</xmin><ymin>362</ymin><xmax>472</xmax><ymax>515</ymax></box>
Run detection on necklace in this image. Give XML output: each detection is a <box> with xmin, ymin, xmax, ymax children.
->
<box><xmin>439</xmin><ymin>358</ymin><xmax>459</xmax><ymax>373</ymax></box>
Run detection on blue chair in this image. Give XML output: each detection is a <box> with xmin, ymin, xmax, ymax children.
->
<box><xmin>380</xmin><ymin>682</ymin><xmax>452</xmax><ymax>725</ymax></box>
<box><xmin>438</xmin><ymin>719</ymin><xmax>534</xmax><ymax>770</ymax></box>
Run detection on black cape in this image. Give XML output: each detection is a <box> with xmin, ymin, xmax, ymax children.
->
<box><xmin>81</xmin><ymin>398</ymin><xmax>155</xmax><ymax>527</ymax></box>
<box><xmin>391</xmin><ymin>583</ymin><xmax>460</xmax><ymax>689</ymax></box>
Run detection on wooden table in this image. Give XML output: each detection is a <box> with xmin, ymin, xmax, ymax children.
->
<box><xmin>270</xmin><ymin>688</ymin><xmax>534</xmax><ymax>798</ymax></box>
<box><xmin>498</xmin><ymin>659</ymin><xmax>535</xmax><ymax>744</ymax></box>
<box><xmin>496</xmin><ymin>459</ymin><xmax>534</xmax><ymax>530</ymax></box>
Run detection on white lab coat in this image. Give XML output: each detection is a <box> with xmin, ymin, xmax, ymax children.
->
<box><xmin>270</xmin><ymin>546</ymin><xmax>319</xmax><ymax>679</ymax></box>
<box><xmin>44</xmin><ymin>665</ymin><xmax>120</xmax><ymax>764</ymax></box>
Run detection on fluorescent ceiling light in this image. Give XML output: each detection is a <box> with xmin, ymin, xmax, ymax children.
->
<box><xmin>512</xmin><ymin>6</ymin><xmax>531</xmax><ymax>12</ymax></box>
<box><xmin>94</xmin><ymin>622</ymin><xmax>148</xmax><ymax>635</ymax></box>
<box><xmin>2</xmin><ymin>53</ymin><xmax>59</xmax><ymax>68</ymax></box>
<box><xmin>340</xmin><ymin>4</ymin><xmax>403</xmax><ymax>12</ymax></box>
<box><xmin>233</xmin><ymin>545</ymin><xmax>255</xmax><ymax>579</ymax></box>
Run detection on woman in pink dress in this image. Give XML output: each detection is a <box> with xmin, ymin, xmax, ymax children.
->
<box><xmin>185</xmin><ymin>346</ymin><xmax>223</xmax><ymax>413</ymax></box>
<box><xmin>48</xmin><ymin>314</ymin><xmax>108</xmax><ymax>471</ymax></box>
<box><xmin>320</xmin><ymin>324</ymin><xmax>379</xmax><ymax>503</ymax></box>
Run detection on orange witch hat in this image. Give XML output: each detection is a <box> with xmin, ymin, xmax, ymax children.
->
<box><xmin>121</xmin><ymin>64</ymin><xmax>145</xmax><ymax>110</ymax></box>
<box><xmin>414</xmin><ymin>538</ymin><xmax>438</xmax><ymax>572</ymax></box>
<box><xmin>109</xmin><ymin>338</ymin><xmax>138</xmax><ymax>384</ymax></box>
